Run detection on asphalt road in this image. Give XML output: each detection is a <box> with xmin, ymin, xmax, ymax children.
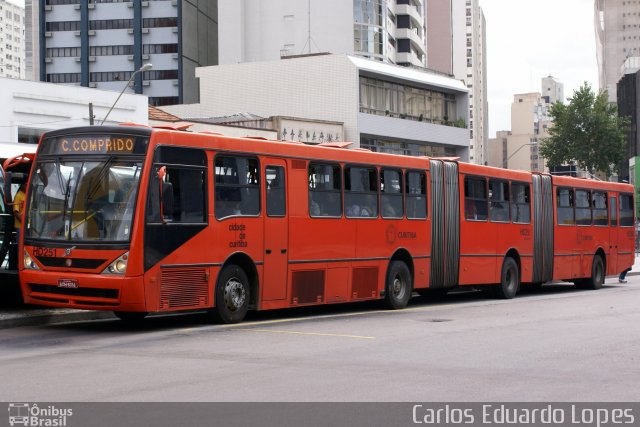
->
<box><xmin>1</xmin><ymin>278</ymin><xmax>639</xmax><ymax>402</ymax></box>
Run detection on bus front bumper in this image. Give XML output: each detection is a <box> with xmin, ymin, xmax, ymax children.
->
<box><xmin>21</xmin><ymin>270</ymin><xmax>147</xmax><ymax>312</ymax></box>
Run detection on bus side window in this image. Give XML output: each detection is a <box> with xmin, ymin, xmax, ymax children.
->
<box><xmin>215</xmin><ymin>156</ymin><xmax>260</xmax><ymax>219</ymax></box>
<box><xmin>406</xmin><ymin>171</ymin><xmax>427</xmax><ymax>219</ymax></box>
<box><xmin>489</xmin><ymin>179</ymin><xmax>509</xmax><ymax>222</ymax></box>
<box><xmin>380</xmin><ymin>168</ymin><xmax>403</xmax><ymax>219</ymax></box>
<box><xmin>148</xmin><ymin>166</ymin><xmax>205</xmax><ymax>224</ymax></box>
<box><xmin>556</xmin><ymin>187</ymin><xmax>575</xmax><ymax>225</ymax></box>
<box><xmin>266</xmin><ymin>166</ymin><xmax>286</xmax><ymax>217</ymax></box>
<box><xmin>619</xmin><ymin>193</ymin><xmax>634</xmax><ymax>226</ymax></box>
<box><xmin>345</xmin><ymin>166</ymin><xmax>378</xmax><ymax>218</ymax></box>
<box><xmin>511</xmin><ymin>182</ymin><xmax>530</xmax><ymax>224</ymax></box>
<box><xmin>575</xmin><ymin>189</ymin><xmax>592</xmax><ymax>225</ymax></box>
<box><xmin>609</xmin><ymin>196</ymin><xmax>618</xmax><ymax>227</ymax></box>
<box><xmin>592</xmin><ymin>191</ymin><xmax>608</xmax><ymax>226</ymax></box>
<box><xmin>464</xmin><ymin>176</ymin><xmax>487</xmax><ymax>221</ymax></box>
<box><xmin>308</xmin><ymin>163</ymin><xmax>341</xmax><ymax>217</ymax></box>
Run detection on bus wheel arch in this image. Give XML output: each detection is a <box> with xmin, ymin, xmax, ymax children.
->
<box><xmin>585</xmin><ymin>251</ymin><xmax>606</xmax><ymax>290</ymax></box>
<box><xmin>219</xmin><ymin>252</ymin><xmax>259</xmax><ymax>309</ymax></box>
<box><xmin>494</xmin><ymin>253</ymin><xmax>520</xmax><ymax>299</ymax></box>
<box><xmin>383</xmin><ymin>249</ymin><xmax>414</xmax><ymax>309</ymax></box>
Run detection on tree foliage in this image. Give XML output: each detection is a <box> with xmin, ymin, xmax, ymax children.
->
<box><xmin>540</xmin><ymin>82</ymin><xmax>629</xmax><ymax>177</ymax></box>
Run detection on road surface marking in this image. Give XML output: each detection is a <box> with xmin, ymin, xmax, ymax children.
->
<box><xmin>239</xmin><ymin>329</ymin><xmax>375</xmax><ymax>340</ymax></box>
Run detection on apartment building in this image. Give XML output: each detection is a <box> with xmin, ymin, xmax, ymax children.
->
<box><xmin>0</xmin><ymin>0</ymin><xmax>25</xmax><ymax>79</ymax></box>
<box><xmin>218</xmin><ymin>0</ymin><xmax>427</xmax><ymax>67</ymax></box>
<box><xmin>27</xmin><ymin>0</ymin><xmax>217</xmax><ymax>105</ymax></box>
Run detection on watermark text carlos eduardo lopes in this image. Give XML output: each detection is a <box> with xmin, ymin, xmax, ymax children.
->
<box><xmin>412</xmin><ymin>404</ymin><xmax>635</xmax><ymax>427</ymax></box>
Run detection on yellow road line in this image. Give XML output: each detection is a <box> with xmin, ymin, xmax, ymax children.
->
<box><xmin>239</xmin><ymin>329</ymin><xmax>375</xmax><ymax>340</ymax></box>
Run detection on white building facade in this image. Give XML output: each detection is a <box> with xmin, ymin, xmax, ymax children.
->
<box><xmin>0</xmin><ymin>76</ymin><xmax>148</xmax><ymax>159</ymax></box>
<box><xmin>0</xmin><ymin>0</ymin><xmax>25</xmax><ymax>79</ymax></box>
<box><xmin>27</xmin><ymin>0</ymin><xmax>217</xmax><ymax>105</ymax></box>
<box><xmin>218</xmin><ymin>0</ymin><xmax>427</xmax><ymax>67</ymax></box>
<box><xmin>595</xmin><ymin>0</ymin><xmax>640</xmax><ymax>101</ymax></box>
<box><xmin>164</xmin><ymin>54</ymin><xmax>470</xmax><ymax>159</ymax></box>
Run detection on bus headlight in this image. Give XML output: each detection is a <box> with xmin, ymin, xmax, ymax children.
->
<box><xmin>23</xmin><ymin>250</ymin><xmax>40</xmax><ymax>270</ymax></box>
<box><xmin>102</xmin><ymin>252</ymin><xmax>129</xmax><ymax>275</ymax></box>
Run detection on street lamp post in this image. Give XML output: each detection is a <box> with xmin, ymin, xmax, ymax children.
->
<box><xmin>505</xmin><ymin>142</ymin><xmax>537</xmax><ymax>169</ymax></box>
<box><xmin>100</xmin><ymin>63</ymin><xmax>152</xmax><ymax>125</ymax></box>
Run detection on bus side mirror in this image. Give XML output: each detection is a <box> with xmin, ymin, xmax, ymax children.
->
<box><xmin>157</xmin><ymin>166</ymin><xmax>173</xmax><ymax>223</ymax></box>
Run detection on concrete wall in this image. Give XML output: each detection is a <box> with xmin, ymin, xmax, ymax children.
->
<box><xmin>218</xmin><ymin>0</ymin><xmax>353</xmax><ymax>64</ymax></box>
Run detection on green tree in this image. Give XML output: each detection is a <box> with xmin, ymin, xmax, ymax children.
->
<box><xmin>540</xmin><ymin>82</ymin><xmax>629</xmax><ymax>177</ymax></box>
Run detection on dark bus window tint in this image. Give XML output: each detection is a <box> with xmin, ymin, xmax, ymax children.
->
<box><xmin>215</xmin><ymin>156</ymin><xmax>260</xmax><ymax>219</ymax></box>
<box><xmin>592</xmin><ymin>191</ymin><xmax>608</xmax><ymax>226</ymax></box>
<box><xmin>308</xmin><ymin>163</ymin><xmax>341</xmax><ymax>217</ymax></box>
<box><xmin>511</xmin><ymin>183</ymin><xmax>530</xmax><ymax>224</ymax></box>
<box><xmin>345</xmin><ymin>166</ymin><xmax>378</xmax><ymax>218</ymax></box>
<box><xmin>489</xmin><ymin>180</ymin><xmax>510</xmax><ymax>222</ymax></box>
<box><xmin>464</xmin><ymin>176</ymin><xmax>488</xmax><ymax>221</ymax></box>
<box><xmin>620</xmin><ymin>193</ymin><xmax>634</xmax><ymax>227</ymax></box>
<box><xmin>610</xmin><ymin>197</ymin><xmax>618</xmax><ymax>227</ymax></box>
<box><xmin>381</xmin><ymin>168</ymin><xmax>403</xmax><ymax>219</ymax></box>
<box><xmin>266</xmin><ymin>166</ymin><xmax>286</xmax><ymax>217</ymax></box>
<box><xmin>406</xmin><ymin>171</ymin><xmax>427</xmax><ymax>219</ymax></box>
<box><xmin>575</xmin><ymin>189</ymin><xmax>592</xmax><ymax>225</ymax></box>
<box><xmin>148</xmin><ymin>166</ymin><xmax>206</xmax><ymax>224</ymax></box>
<box><xmin>556</xmin><ymin>187</ymin><xmax>575</xmax><ymax>225</ymax></box>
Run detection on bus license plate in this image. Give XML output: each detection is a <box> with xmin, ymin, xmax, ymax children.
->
<box><xmin>58</xmin><ymin>279</ymin><xmax>78</xmax><ymax>289</ymax></box>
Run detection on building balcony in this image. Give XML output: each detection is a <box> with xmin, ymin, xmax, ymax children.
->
<box><xmin>395</xmin><ymin>28</ymin><xmax>425</xmax><ymax>55</ymax></box>
<box><xmin>395</xmin><ymin>4</ymin><xmax>423</xmax><ymax>27</ymax></box>
<box><xmin>396</xmin><ymin>51</ymin><xmax>424</xmax><ymax>67</ymax></box>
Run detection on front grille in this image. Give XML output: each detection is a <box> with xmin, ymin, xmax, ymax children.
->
<box><xmin>29</xmin><ymin>284</ymin><xmax>118</xmax><ymax>299</ymax></box>
<box><xmin>35</xmin><ymin>257</ymin><xmax>107</xmax><ymax>269</ymax></box>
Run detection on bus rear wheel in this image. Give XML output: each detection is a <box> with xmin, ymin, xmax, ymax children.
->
<box><xmin>384</xmin><ymin>261</ymin><xmax>412</xmax><ymax>309</ymax></box>
<box><xmin>495</xmin><ymin>257</ymin><xmax>519</xmax><ymax>299</ymax></box>
<box><xmin>584</xmin><ymin>255</ymin><xmax>604</xmax><ymax>290</ymax></box>
<box><xmin>113</xmin><ymin>311</ymin><xmax>148</xmax><ymax>323</ymax></box>
<box><xmin>209</xmin><ymin>264</ymin><xmax>249</xmax><ymax>324</ymax></box>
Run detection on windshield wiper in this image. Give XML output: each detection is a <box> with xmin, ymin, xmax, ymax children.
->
<box><xmin>86</xmin><ymin>157</ymin><xmax>114</xmax><ymax>201</ymax></box>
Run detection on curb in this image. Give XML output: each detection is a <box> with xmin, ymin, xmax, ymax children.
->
<box><xmin>0</xmin><ymin>309</ymin><xmax>115</xmax><ymax>330</ymax></box>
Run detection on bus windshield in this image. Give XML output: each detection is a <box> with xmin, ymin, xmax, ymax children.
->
<box><xmin>26</xmin><ymin>158</ymin><xmax>143</xmax><ymax>242</ymax></box>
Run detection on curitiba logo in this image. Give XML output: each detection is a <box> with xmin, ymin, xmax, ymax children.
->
<box><xmin>8</xmin><ymin>403</ymin><xmax>73</xmax><ymax>426</ymax></box>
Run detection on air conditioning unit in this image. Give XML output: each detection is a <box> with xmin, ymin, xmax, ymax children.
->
<box><xmin>142</xmin><ymin>28</ymin><xmax>149</xmax><ymax>34</ymax></box>
<box><xmin>89</xmin><ymin>82</ymin><xmax>96</xmax><ymax>88</ymax></box>
<box><xmin>44</xmin><ymin>32</ymin><xmax>52</xmax><ymax>38</ymax></box>
<box><xmin>127</xmin><ymin>29</ymin><xmax>134</xmax><ymax>34</ymax></box>
<box><xmin>88</xmin><ymin>56</ymin><xmax>96</xmax><ymax>62</ymax></box>
<box><xmin>44</xmin><ymin>58</ymin><xmax>52</xmax><ymax>63</ymax></box>
<box><xmin>142</xmin><ymin>54</ymin><xmax>149</xmax><ymax>60</ymax></box>
<box><xmin>142</xmin><ymin>81</ymin><xmax>150</xmax><ymax>86</ymax></box>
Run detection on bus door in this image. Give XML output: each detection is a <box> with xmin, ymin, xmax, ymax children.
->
<box><xmin>262</xmin><ymin>161</ymin><xmax>288</xmax><ymax>301</ymax></box>
<box><xmin>608</xmin><ymin>194</ymin><xmax>618</xmax><ymax>275</ymax></box>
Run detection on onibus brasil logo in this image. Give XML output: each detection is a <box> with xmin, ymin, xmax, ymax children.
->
<box><xmin>8</xmin><ymin>403</ymin><xmax>73</xmax><ymax>426</ymax></box>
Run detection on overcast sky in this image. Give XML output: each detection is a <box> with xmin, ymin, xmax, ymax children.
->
<box><xmin>478</xmin><ymin>0</ymin><xmax>599</xmax><ymax>138</ymax></box>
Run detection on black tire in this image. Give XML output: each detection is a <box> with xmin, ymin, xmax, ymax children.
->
<box><xmin>494</xmin><ymin>257</ymin><xmax>519</xmax><ymax>299</ymax></box>
<box><xmin>113</xmin><ymin>311</ymin><xmax>148</xmax><ymax>322</ymax></box>
<box><xmin>584</xmin><ymin>255</ymin><xmax>604</xmax><ymax>290</ymax></box>
<box><xmin>209</xmin><ymin>264</ymin><xmax>250</xmax><ymax>324</ymax></box>
<box><xmin>384</xmin><ymin>261</ymin><xmax>412</xmax><ymax>309</ymax></box>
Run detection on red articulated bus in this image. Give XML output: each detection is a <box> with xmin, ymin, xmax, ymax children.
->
<box><xmin>18</xmin><ymin>125</ymin><xmax>635</xmax><ymax>323</ymax></box>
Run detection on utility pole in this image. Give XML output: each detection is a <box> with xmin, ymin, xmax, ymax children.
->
<box><xmin>89</xmin><ymin>103</ymin><xmax>94</xmax><ymax>125</ymax></box>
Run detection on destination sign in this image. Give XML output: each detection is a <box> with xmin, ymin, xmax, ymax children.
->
<box><xmin>39</xmin><ymin>134</ymin><xmax>148</xmax><ymax>156</ymax></box>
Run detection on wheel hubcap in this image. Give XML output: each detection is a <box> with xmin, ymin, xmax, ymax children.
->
<box><xmin>224</xmin><ymin>278</ymin><xmax>246</xmax><ymax>312</ymax></box>
<box><xmin>393</xmin><ymin>275</ymin><xmax>405</xmax><ymax>299</ymax></box>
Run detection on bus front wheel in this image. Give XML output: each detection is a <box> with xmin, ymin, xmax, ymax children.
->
<box><xmin>584</xmin><ymin>255</ymin><xmax>604</xmax><ymax>290</ymax></box>
<box><xmin>384</xmin><ymin>261</ymin><xmax>412</xmax><ymax>309</ymax></box>
<box><xmin>495</xmin><ymin>257</ymin><xmax>519</xmax><ymax>299</ymax></box>
<box><xmin>209</xmin><ymin>264</ymin><xmax>250</xmax><ymax>324</ymax></box>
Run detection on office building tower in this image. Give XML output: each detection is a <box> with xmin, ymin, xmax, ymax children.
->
<box><xmin>30</xmin><ymin>0</ymin><xmax>217</xmax><ymax>105</ymax></box>
<box><xmin>0</xmin><ymin>0</ymin><xmax>25</xmax><ymax>79</ymax></box>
